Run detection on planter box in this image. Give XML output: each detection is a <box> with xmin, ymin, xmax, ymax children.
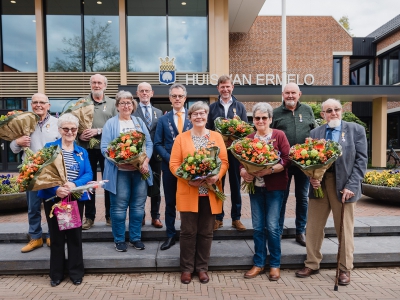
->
<box><xmin>362</xmin><ymin>183</ymin><xmax>400</xmax><ymax>203</ymax></box>
<box><xmin>0</xmin><ymin>192</ymin><xmax>27</xmax><ymax>211</ymax></box>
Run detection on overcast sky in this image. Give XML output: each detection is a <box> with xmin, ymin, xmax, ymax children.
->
<box><xmin>259</xmin><ymin>0</ymin><xmax>400</xmax><ymax>37</ymax></box>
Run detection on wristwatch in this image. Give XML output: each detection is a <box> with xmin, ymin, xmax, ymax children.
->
<box><xmin>97</xmin><ymin>128</ymin><xmax>102</xmax><ymax>135</ymax></box>
<box><xmin>271</xmin><ymin>167</ymin><xmax>275</xmax><ymax>174</ymax></box>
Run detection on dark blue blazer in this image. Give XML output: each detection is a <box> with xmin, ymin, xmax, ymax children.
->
<box><xmin>154</xmin><ymin>110</ymin><xmax>192</xmax><ymax>171</ymax></box>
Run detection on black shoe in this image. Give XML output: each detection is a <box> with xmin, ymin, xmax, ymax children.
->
<box><xmin>72</xmin><ymin>278</ymin><xmax>82</xmax><ymax>285</ymax></box>
<box><xmin>160</xmin><ymin>237</ymin><xmax>175</xmax><ymax>250</ymax></box>
<box><xmin>295</xmin><ymin>234</ymin><xmax>306</xmax><ymax>247</ymax></box>
<box><xmin>50</xmin><ymin>279</ymin><xmax>62</xmax><ymax>287</ymax></box>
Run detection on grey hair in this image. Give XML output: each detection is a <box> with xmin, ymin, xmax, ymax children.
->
<box><xmin>115</xmin><ymin>90</ymin><xmax>137</xmax><ymax>112</ymax></box>
<box><xmin>321</xmin><ymin>98</ymin><xmax>342</xmax><ymax>111</ymax></box>
<box><xmin>90</xmin><ymin>73</ymin><xmax>108</xmax><ymax>85</ymax></box>
<box><xmin>58</xmin><ymin>113</ymin><xmax>79</xmax><ymax>128</ymax></box>
<box><xmin>252</xmin><ymin>102</ymin><xmax>273</xmax><ymax>118</ymax></box>
<box><xmin>137</xmin><ymin>82</ymin><xmax>152</xmax><ymax>91</ymax></box>
<box><xmin>31</xmin><ymin>93</ymin><xmax>49</xmax><ymax>102</ymax></box>
<box><xmin>169</xmin><ymin>84</ymin><xmax>187</xmax><ymax>96</ymax></box>
<box><xmin>188</xmin><ymin>101</ymin><xmax>209</xmax><ymax>117</ymax></box>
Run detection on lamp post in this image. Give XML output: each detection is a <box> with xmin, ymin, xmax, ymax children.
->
<box><xmin>282</xmin><ymin>0</ymin><xmax>287</xmax><ymax>96</ymax></box>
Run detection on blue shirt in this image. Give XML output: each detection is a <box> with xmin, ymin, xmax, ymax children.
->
<box><xmin>325</xmin><ymin>123</ymin><xmax>342</xmax><ymax>142</ymax></box>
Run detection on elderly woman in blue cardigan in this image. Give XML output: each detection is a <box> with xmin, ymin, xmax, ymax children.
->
<box><xmin>40</xmin><ymin>113</ymin><xmax>93</xmax><ymax>287</ymax></box>
<box><xmin>101</xmin><ymin>90</ymin><xmax>153</xmax><ymax>253</ymax></box>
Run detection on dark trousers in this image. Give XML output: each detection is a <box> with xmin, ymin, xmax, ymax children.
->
<box><xmin>162</xmin><ymin>168</ymin><xmax>177</xmax><ymax>238</ymax></box>
<box><xmin>85</xmin><ymin>148</ymin><xmax>110</xmax><ymax>220</ymax></box>
<box><xmin>148</xmin><ymin>155</ymin><xmax>162</xmax><ymax>219</ymax></box>
<box><xmin>180</xmin><ymin>197</ymin><xmax>215</xmax><ymax>273</ymax></box>
<box><xmin>217</xmin><ymin>151</ymin><xmax>242</xmax><ymax>221</ymax></box>
<box><xmin>44</xmin><ymin>199</ymin><xmax>85</xmax><ymax>281</ymax></box>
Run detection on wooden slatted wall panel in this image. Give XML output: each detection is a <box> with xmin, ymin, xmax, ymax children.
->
<box><xmin>0</xmin><ymin>73</ymin><xmax>38</xmax><ymax>97</ymax></box>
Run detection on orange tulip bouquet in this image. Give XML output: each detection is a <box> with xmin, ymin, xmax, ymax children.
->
<box><xmin>214</xmin><ymin>116</ymin><xmax>254</xmax><ymax>143</ymax></box>
<box><xmin>105</xmin><ymin>130</ymin><xmax>150</xmax><ymax>180</ymax></box>
<box><xmin>289</xmin><ymin>137</ymin><xmax>342</xmax><ymax>198</ymax></box>
<box><xmin>0</xmin><ymin>110</ymin><xmax>39</xmax><ymax>157</ymax></box>
<box><xmin>229</xmin><ymin>137</ymin><xmax>280</xmax><ymax>193</ymax></box>
<box><xmin>175</xmin><ymin>146</ymin><xmax>226</xmax><ymax>201</ymax></box>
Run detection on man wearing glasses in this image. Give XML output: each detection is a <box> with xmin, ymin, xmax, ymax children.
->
<box><xmin>133</xmin><ymin>82</ymin><xmax>163</xmax><ymax>228</ymax></box>
<box><xmin>10</xmin><ymin>93</ymin><xmax>60</xmax><ymax>252</ymax></box>
<box><xmin>206</xmin><ymin>75</ymin><xmax>248</xmax><ymax>232</ymax></box>
<box><xmin>272</xmin><ymin>82</ymin><xmax>315</xmax><ymax>247</ymax></box>
<box><xmin>78</xmin><ymin>74</ymin><xmax>117</xmax><ymax>230</ymax></box>
<box><xmin>154</xmin><ymin>84</ymin><xmax>192</xmax><ymax>250</ymax></box>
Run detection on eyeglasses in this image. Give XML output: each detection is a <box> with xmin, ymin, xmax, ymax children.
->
<box><xmin>191</xmin><ymin>111</ymin><xmax>207</xmax><ymax>117</ymax></box>
<box><xmin>322</xmin><ymin>108</ymin><xmax>341</xmax><ymax>114</ymax></box>
<box><xmin>91</xmin><ymin>81</ymin><xmax>105</xmax><ymax>86</ymax></box>
<box><xmin>170</xmin><ymin>94</ymin><xmax>185</xmax><ymax>99</ymax></box>
<box><xmin>139</xmin><ymin>89</ymin><xmax>151</xmax><ymax>93</ymax></box>
<box><xmin>32</xmin><ymin>101</ymin><xmax>49</xmax><ymax>105</ymax></box>
<box><xmin>60</xmin><ymin>127</ymin><xmax>78</xmax><ymax>133</ymax></box>
<box><xmin>119</xmin><ymin>102</ymin><xmax>133</xmax><ymax>106</ymax></box>
<box><xmin>254</xmin><ymin>116</ymin><xmax>269</xmax><ymax>121</ymax></box>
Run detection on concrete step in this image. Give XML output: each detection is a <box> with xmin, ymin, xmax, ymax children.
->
<box><xmin>2</xmin><ymin>236</ymin><xmax>400</xmax><ymax>274</ymax></box>
<box><xmin>1</xmin><ymin>216</ymin><xmax>400</xmax><ymax>243</ymax></box>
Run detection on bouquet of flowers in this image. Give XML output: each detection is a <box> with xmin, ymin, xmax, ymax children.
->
<box><xmin>17</xmin><ymin>145</ymin><xmax>68</xmax><ymax>191</ymax></box>
<box><xmin>0</xmin><ymin>174</ymin><xmax>20</xmax><ymax>194</ymax></box>
<box><xmin>44</xmin><ymin>180</ymin><xmax>109</xmax><ymax>202</ymax></box>
<box><xmin>289</xmin><ymin>137</ymin><xmax>342</xmax><ymax>198</ymax></box>
<box><xmin>62</xmin><ymin>98</ymin><xmax>98</xmax><ymax>148</ymax></box>
<box><xmin>229</xmin><ymin>137</ymin><xmax>280</xmax><ymax>193</ymax></box>
<box><xmin>105</xmin><ymin>130</ymin><xmax>150</xmax><ymax>180</ymax></box>
<box><xmin>0</xmin><ymin>110</ymin><xmax>39</xmax><ymax>156</ymax></box>
<box><xmin>175</xmin><ymin>146</ymin><xmax>226</xmax><ymax>201</ymax></box>
<box><xmin>214</xmin><ymin>116</ymin><xmax>254</xmax><ymax>142</ymax></box>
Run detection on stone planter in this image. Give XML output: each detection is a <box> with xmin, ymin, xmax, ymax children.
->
<box><xmin>362</xmin><ymin>183</ymin><xmax>400</xmax><ymax>203</ymax></box>
<box><xmin>0</xmin><ymin>192</ymin><xmax>27</xmax><ymax>211</ymax></box>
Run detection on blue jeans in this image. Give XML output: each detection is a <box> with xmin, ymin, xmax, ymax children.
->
<box><xmin>27</xmin><ymin>191</ymin><xmax>49</xmax><ymax>239</ymax></box>
<box><xmin>279</xmin><ymin>166</ymin><xmax>309</xmax><ymax>235</ymax></box>
<box><xmin>250</xmin><ymin>187</ymin><xmax>284</xmax><ymax>268</ymax></box>
<box><xmin>110</xmin><ymin>170</ymin><xmax>147</xmax><ymax>243</ymax></box>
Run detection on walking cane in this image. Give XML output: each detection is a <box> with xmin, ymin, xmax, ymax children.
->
<box><xmin>334</xmin><ymin>201</ymin><xmax>345</xmax><ymax>291</ymax></box>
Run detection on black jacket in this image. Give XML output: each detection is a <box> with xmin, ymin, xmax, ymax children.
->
<box><xmin>206</xmin><ymin>95</ymin><xmax>248</xmax><ymax>130</ymax></box>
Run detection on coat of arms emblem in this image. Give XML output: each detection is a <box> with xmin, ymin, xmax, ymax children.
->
<box><xmin>159</xmin><ymin>56</ymin><xmax>176</xmax><ymax>85</ymax></box>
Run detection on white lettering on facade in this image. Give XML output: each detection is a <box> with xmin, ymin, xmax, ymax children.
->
<box><xmin>256</xmin><ymin>74</ymin><xmax>265</xmax><ymax>85</ymax></box>
<box><xmin>304</xmin><ymin>74</ymin><xmax>315</xmax><ymax>85</ymax></box>
<box><xmin>266</xmin><ymin>74</ymin><xmax>275</xmax><ymax>85</ymax></box>
<box><xmin>287</xmin><ymin>74</ymin><xmax>296</xmax><ymax>83</ymax></box>
<box><xmin>186</xmin><ymin>74</ymin><xmax>315</xmax><ymax>85</ymax></box>
<box><xmin>210</xmin><ymin>74</ymin><xmax>219</xmax><ymax>85</ymax></box>
<box><xmin>275</xmin><ymin>74</ymin><xmax>282</xmax><ymax>85</ymax></box>
<box><xmin>232</xmin><ymin>74</ymin><xmax>242</xmax><ymax>85</ymax></box>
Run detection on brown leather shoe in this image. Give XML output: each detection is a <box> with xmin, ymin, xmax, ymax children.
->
<box><xmin>244</xmin><ymin>266</ymin><xmax>265</xmax><ymax>279</ymax></box>
<box><xmin>295</xmin><ymin>267</ymin><xmax>319</xmax><ymax>278</ymax></box>
<box><xmin>198</xmin><ymin>271</ymin><xmax>209</xmax><ymax>284</ymax></box>
<box><xmin>268</xmin><ymin>267</ymin><xmax>280</xmax><ymax>281</ymax></box>
<box><xmin>232</xmin><ymin>220</ymin><xmax>246</xmax><ymax>231</ymax></box>
<box><xmin>214</xmin><ymin>220</ymin><xmax>223</xmax><ymax>231</ymax></box>
<box><xmin>151</xmin><ymin>219</ymin><xmax>163</xmax><ymax>228</ymax></box>
<box><xmin>338</xmin><ymin>270</ymin><xmax>350</xmax><ymax>285</ymax></box>
<box><xmin>295</xmin><ymin>234</ymin><xmax>306</xmax><ymax>247</ymax></box>
<box><xmin>181</xmin><ymin>272</ymin><xmax>192</xmax><ymax>284</ymax></box>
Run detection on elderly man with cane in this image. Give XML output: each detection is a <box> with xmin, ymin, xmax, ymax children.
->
<box><xmin>295</xmin><ymin>98</ymin><xmax>367</xmax><ymax>287</ymax></box>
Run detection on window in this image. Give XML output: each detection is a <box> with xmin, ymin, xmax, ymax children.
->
<box><xmin>333</xmin><ymin>57</ymin><xmax>342</xmax><ymax>85</ymax></box>
<box><xmin>380</xmin><ymin>47</ymin><xmax>400</xmax><ymax>85</ymax></box>
<box><xmin>350</xmin><ymin>59</ymin><xmax>374</xmax><ymax>85</ymax></box>
<box><xmin>1</xmin><ymin>0</ymin><xmax>36</xmax><ymax>71</ymax></box>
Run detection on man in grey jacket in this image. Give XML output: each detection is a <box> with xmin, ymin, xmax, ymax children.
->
<box><xmin>295</xmin><ymin>98</ymin><xmax>368</xmax><ymax>286</ymax></box>
<box><xmin>10</xmin><ymin>93</ymin><xmax>60</xmax><ymax>252</ymax></box>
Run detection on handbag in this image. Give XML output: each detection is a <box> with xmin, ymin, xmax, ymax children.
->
<box><xmin>50</xmin><ymin>194</ymin><xmax>82</xmax><ymax>231</ymax></box>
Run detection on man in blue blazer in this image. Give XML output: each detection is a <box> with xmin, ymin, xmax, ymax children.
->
<box><xmin>154</xmin><ymin>83</ymin><xmax>192</xmax><ymax>250</ymax></box>
<box><xmin>133</xmin><ymin>82</ymin><xmax>163</xmax><ymax>228</ymax></box>
<box><xmin>295</xmin><ymin>98</ymin><xmax>368</xmax><ymax>286</ymax></box>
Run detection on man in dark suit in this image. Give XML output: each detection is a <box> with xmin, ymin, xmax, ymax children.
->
<box><xmin>133</xmin><ymin>82</ymin><xmax>163</xmax><ymax>228</ymax></box>
<box><xmin>154</xmin><ymin>83</ymin><xmax>192</xmax><ymax>250</ymax></box>
<box><xmin>295</xmin><ymin>98</ymin><xmax>368</xmax><ymax>286</ymax></box>
<box><xmin>206</xmin><ymin>75</ymin><xmax>248</xmax><ymax>232</ymax></box>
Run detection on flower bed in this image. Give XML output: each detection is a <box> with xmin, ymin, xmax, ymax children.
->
<box><xmin>362</xmin><ymin>170</ymin><xmax>400</xmax><ymax>203</ymax></box>
<box><xmin>0</xmin><ymin>174</ymin><xmax>27</xmax><ymax>211</ymax></box>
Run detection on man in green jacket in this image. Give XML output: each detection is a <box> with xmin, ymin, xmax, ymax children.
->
<box><xmin>271</xmin><ymin>83</ymin><xmax>315</xmax><ymax>247</ymax></box>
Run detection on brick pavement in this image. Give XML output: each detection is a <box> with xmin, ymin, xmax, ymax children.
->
<box><xmin>1</xmin><ymin>268</ymin><xmax>400</xmax><ymax>299</ymax></box>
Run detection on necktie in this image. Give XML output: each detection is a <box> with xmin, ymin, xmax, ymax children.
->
<box><xmin>326</xmin><ymin>128</ymin><xmax>334</xmax><ymax>141</ymax></box>
<box><xmin>144</xmin><ymin>106</ymin><xmax>151</xmax><ymax>128</ymax></box>
<box><xmin>176</xmin><ymin>112</ymin><xmax>183</xmax><ymax>134</ymax></box>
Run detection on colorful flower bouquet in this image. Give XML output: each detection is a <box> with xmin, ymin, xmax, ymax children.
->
<box><xmin>44</xmin><ymin>180</ymin><xmax>108</xmax><ymax>202</ymax></box>
<box><xmin>175</xmin><ymin>146</ymin><xmax>226</xmax><ymax>201</ymax></box>
<box><xmin>0</xmin><ymin>110</ymin><xmax>39</xmax><ymax>157</ymax></box>
<box><xmin>17</xmin><ymin>145</ymin><xmax>68</xmax><ymax>191</ymax></box>
<box><xmin>363</xmin><ymin>169</ymin><xmax>400</xmax><ymax>187</ymax></box>
<box><xmin>62</xmin><ymin>98</ymin><xmax>98</xmax><ymax>148</ymax></box>
<box><xmin>214</xmin><ymin>116</ymin><xmax>254</xmax><ymax>142</ymax></box>
<box><xmin>105</xmin><ymin>130</ymin><xmax>150</xmax><ymax>180</ymax></box>
<box><xmin>289</xmin><ymin>137</ymin><xmax>342</xmax><ymax>198</ymax></box>
<box><xmin>229</xmin><ymin>137</ymin><xmax>280</xmax><ymax>193</ymax></box>
<box><xmin>0</xmin><ymin>174</ymin><xmax>20</xmax><ymax>194</ymax></box>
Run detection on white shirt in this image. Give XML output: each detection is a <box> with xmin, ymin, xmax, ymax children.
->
<box><xmin>220</xmin><ymin>97</ymin><xmax>233</xmax><ymax>118</ymax></box>
<box><xmin>139</xmin><ymin>103</ymin><xmax>152</xmax><ymax>123</ymax></box>
<box><xmin>173</xmin><ymin>108</ymin><xmax>186</xmax><ymax>129</ymax></box>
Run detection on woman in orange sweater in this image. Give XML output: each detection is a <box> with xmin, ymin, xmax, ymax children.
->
<box><xmin>170</xmin><ymin>101</ymin><xmax>228</xmax><ymax>285</ymax></box>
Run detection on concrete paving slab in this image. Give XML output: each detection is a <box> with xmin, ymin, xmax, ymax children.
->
<box><xmin>356</xmin><ymin>216</ymin><xmax>400</xmax><ymax>233</ymax></box>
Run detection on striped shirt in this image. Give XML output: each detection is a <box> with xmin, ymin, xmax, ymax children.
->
<box><xmin>63</xmin><ymin>149</ymin><xmax>79</xmax><ymax>181</ymax></box>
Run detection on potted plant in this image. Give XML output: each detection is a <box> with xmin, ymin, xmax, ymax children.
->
<box><xmin>0</xmin><ymin>174</ymin><xmax>27</xmax><ymax>211</ymax></box>
<box><xmin>362</xmin><ymin>170</ymin><xmax>400</xmax><ymax>203</ymax></box>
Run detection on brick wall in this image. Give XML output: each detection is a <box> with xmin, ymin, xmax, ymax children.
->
<box><xmin>229</xmin><ymin>16</ymin><xmax>353</xmax><ymax>86</ymax></box>
<box><xmin>376</xmin><ymin>30</ymin><xmax>400</xmax><ymax>53</ymax></box>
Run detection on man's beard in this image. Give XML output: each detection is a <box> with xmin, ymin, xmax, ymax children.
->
<box><xmin>92</xmin><ymin>89</ymin><xmax>104</xmax><ymax>98</ymax></box>
<box><xmin>328</xmin><ymin>119</ymin><xmax>341</xmax><ymax>128</ymax></box>
<box><xmin>285</xmin><ymin>100</ymin><xmax>296</xmax><ymax>107</ymax></box>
